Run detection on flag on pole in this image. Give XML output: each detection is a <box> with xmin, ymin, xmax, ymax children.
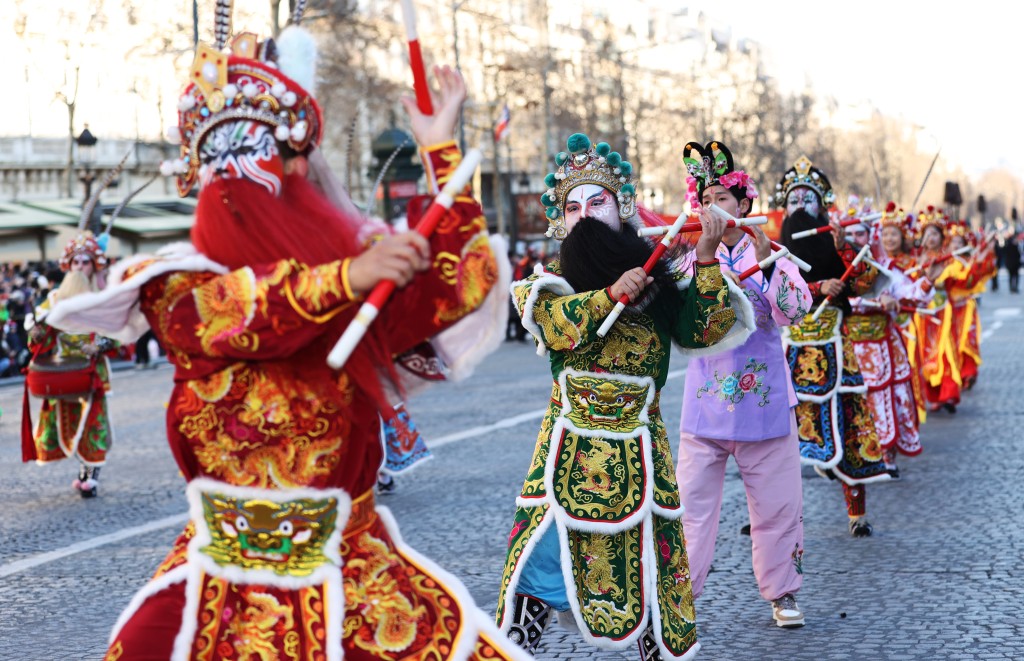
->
<box><xmin>493</xmin><ymin>103</ymin><xmax>511</xmax><ymax>142</ymax></box>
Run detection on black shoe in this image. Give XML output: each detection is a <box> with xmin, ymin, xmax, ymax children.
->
<box><xmin>849</xmin><ymin>517</ymin><xmax>873</xmax><ymax>537</ymax></box>
<box><xmin>508</xmin><ymin>594</ymin><xmax>553</xmax><ymax>654</ymax></box>
<box><xmin>943</xmin><ymin>403</ymin><xmax>957</xmax><ymax>414</ymax></box>
<box><xmin>376</xmin><ymin>475</ymin><xmax>397</xmax><ymax>496</ymax></box>
<box><xmin>887</xmin><ymin>467</ymin><xmax>901</xmax><ymax>480</ymax></box>
<box><xmin>740</xmin><ymin>523</ymin><xmax>751</xmax><ymax>536</ymax></box>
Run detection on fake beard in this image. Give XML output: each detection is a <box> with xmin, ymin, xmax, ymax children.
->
<box><xmin>780</xmin><ymin>209</ymin><xmax>847</xmax><ymax>284</ymax></box>
<box><xmin>559</xmin><ymin>217</ymin><xmax>674</xmax><ymax>299</ymax></box>
<box><xmin>54</xmin><ymin>270</ymin><xmax>94</xmax><ymax>302</ymax></box>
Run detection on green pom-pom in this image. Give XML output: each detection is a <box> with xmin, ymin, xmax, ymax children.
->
<box><xmin>596</xmin><ymin>142</ymin><xmax>611</xmax><ymax>157</ymax></box>
<box><xmin>566</xmin><ymin>133</ymin><xmax>591</xmax><ymax>154</ymax></box>
<box><xmin>541</xmin><ymin>192</ymin><xmax>556</xmax><ymax>206</ymax></box>
<box><xmin>606</xmin><ymin>152</ymin><xmax>622</xmax><ymax>167</ymax></box>
<box><xmin>620</xmin><ymin>183</ymin><xmax>635</xmax><ymax>196</ymax></box>
<box><xmin>545</xmin><ymin>206</ymin><xmax>561</xmax><ymax>220</ymax></box>
<box><xmin>544</xmin><ymin>173</ymin><xmax>557</xmax><ymax>188</ymax></box>
<box><xmin>555</xmin><ymin>152</ymin><xmax>569</xmax><ymax>166</ymax></box>
<box><xmin>619</xmin><ymin>161</ymin><xmax>633</xmax><ymax>176</ymax></box>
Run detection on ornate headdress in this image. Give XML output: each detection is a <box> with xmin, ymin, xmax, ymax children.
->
<box><xmin>682</xmin><ymin>140</ymin><xmax>757</xmax><ymax>208</ymax></box>
<box><xmin>60</xmin><ymin>232</ymin><xmax>107</xmax><ymax>272</ymax></box>
<box><xmin>878</xmin><ymin>201</ymin><xmax>911</xmax><ymax>233</ymax></box>
<box><xmin>916</xmin><ymin>205</ymin><xmax>945</xmax><ymax>238</ymax></box>
<box><xmin>540</xmin><ymin>133</ymin><xmax>635</xmax><ymax>240</ymax></box>
<box><xmin>774</xmin><ymin>156</ymin><xmax>835</xmax><ymax>207</ymax></box>
<box><xmin>947</xmin><ymin>219</ymin><xmax>970</xmax><ymax>239</ymax></box>
<box><xmin>161</xmin><ymin>0</ymin><xmax>323</xmax><ymax>196</ymax></box>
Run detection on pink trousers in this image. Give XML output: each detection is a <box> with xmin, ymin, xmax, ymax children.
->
<box><xmin>677</xmin><ymin>423</ymin><xmax>804</xmax><ymax>602</ymax></box>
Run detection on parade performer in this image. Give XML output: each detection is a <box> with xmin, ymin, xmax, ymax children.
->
<box><xmin>912</xmin><ymin>211</ymin><xmax>991</xmax><ymax>412</ymax></box>
<box><xmin>947</xmin><ymin>221</ymin><xmax>996</xmax><ymax>391</ymax></box>
<box><xmin>846</xmin><ymin>202</ymin><xmax>930</xmax><ymax>467</ymax></box>
<box><xmin>45</xmin><ymin>9</ymin><xmax>530</xmax><ymax>660</ymax></box>
<box><xmin>495</xmin><ymin>133</ymin><xmax>755</xmax><ymax>660</ymax></box>
<box><xmin>779</xmin><ymin>157</ymin><xmax>890</xmax><ymax>538</ymax></box>
<box><xmin>22</xmin><ymin>230</ymin><xmax>117</xmax><ymax>498</ymax></box>
<box><xmin>675</xmin><ymin>141</ymin><xmax>811</xmax><ymax>628</ymax></box>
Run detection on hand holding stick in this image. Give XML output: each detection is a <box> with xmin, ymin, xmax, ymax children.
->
<box><xmin>597</xmin><ymin>211</ymin><xmax>690</xmax><ymax>338</ymax></box>
<box><xmin>327</xmin><ymin>149</ymin><xmax>483</xmax><ymax>369</ymax></box>
<box><xmin>810</xmin><ymin>243</ymin><xmax>871</xmax><ymax>322</ymax></box>
<box><xmin>707</xmin><ymin>204</ymin><xmax>813</xmax><ymax>272</ymax></box>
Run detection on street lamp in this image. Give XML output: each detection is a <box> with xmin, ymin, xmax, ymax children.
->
<box><xmin>76</xmin><ymin>126</ymin><xmax>100</xmax><ymax>232</ymax></box>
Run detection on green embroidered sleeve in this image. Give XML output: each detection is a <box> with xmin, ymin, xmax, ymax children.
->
<box><xmin>514</xmin><ymin>273</ymin><xmax>615</xmax><ymax>351</ymax></box>
<box><xmin>670</xmin><ymin>261</ymin><xmax>737</xmax><ymax>348</ymax></box>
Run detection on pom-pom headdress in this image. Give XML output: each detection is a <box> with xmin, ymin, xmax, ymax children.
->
<box><xmin>682</xmin><ymin>140</ymin><xmax>758</xmax><ymax>208</ymax></box>
<box><xmin>540</xmin><ymin>133</ymin><xmax>635</xmax><ymax>240</ymax></box>
<box><xmin>774</xmin><ymin>155</ymin><xmax>835</xmax><ymax>207</ymax></box>
<box><xmin>60</xmin><ymin>232</ymin><xmax>107</xmax><ymax>272</ymax></box>
<box><xmin>878</xmin><ymin>201</ymin><xmax>910</xmax><ymax>232</ymax></box>
<box><xmin>162</xmin><ymin>0</ymin><xmax>323</xmax><ymax>196</ymax></box>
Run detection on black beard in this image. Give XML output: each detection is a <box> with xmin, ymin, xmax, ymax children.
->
<box><xmin>559</xmin><ymin>217</ymin><xmax>675</xmax><ymax>295</ymax></box>
<box><xmin>780</xmin><ymin>209</ymin><xmax>847</xmax><ymax>283</ymax></box>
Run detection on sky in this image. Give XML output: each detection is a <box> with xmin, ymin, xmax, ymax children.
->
<box><xmin>2</xmin><ymin>1</ymin><xmax>1020</xmax><ymax>184</ymax></box>
<box><xmin>679</xmin><ymin>1</ymin><xmax>1021</xmax><ymax>181</ymax></box>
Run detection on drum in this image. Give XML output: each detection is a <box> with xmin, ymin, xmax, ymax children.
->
<box><xmin>26</xmin><ymin>356</ymin><xmax>96</xmax><ymax>400</ymax></box>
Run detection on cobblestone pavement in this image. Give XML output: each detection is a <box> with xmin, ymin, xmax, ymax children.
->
<box><xmin>1</xmin><ymin>279</ymin><xmax>1022</xmax><ymax>660</ymax></box>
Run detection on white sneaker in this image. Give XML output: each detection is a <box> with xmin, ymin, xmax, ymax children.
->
<box><xmin>771</xmin><ymin>593</ymin><xmax>805</xmax><ymax>628</ymax></box>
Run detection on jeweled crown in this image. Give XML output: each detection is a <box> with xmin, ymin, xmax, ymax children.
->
<box><xmin>775</xmin><ymin>156</ymin><xmax>835</xmax><ymax>207</ymax></box>
<box><xmin>539</xmin><ymin>133</ymin><xmax>635</xmax><ymax>240</ymax></box>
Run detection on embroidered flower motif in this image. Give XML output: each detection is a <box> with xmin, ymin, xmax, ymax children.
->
<box><xmin>696</xmin><ymin>357</ymin><xmax>771</xmax><ymax>408</ymax></box>
<box><xmin>792</xmin><ymin>544</ymin><xmax>804</xmax><ymax>575</ymax></box>
<box><xmin>686</xmin><ymin>175</ymin><xmax>700</xmax><ymax>209</ymax></box>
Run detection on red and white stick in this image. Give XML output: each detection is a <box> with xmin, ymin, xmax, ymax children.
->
<box><xmin>790</xmin><ymin>212</ymin><xmax>883</xmax><ymax>240</ymax></box>
<box><xmin>905</xmin><ymin>246</ymin><xmax>973</xmax><ymax>276</ymax></box>
<box><xmin>637</xmin><ymin>216</ymin><xmax>767</xmax><ymax>237</ymax></box>
<box><xmin>859</xmin><ymin>299</ymin><xmax>940</xmax><ymax>323</ymax></box>
<box><xmin>708</xmin><ymin>204</ymin><xmax>813</xmax><ymax>272</ymax></box>
<box><xmin>327</xmin><ymin>149</ymin><xmax>483</xmax><ymax>369</ymax></box>
<box><xmin>737</xmin><ymin>247</ymin><xmax>791</xmax><ymax>281</ymax></box>
<box><xmin>597</xmin><ymin>211</ymin><xmax>689</xmax><ymax>338</ymax></box>
<box><xmin>399</xmin><ymin>0</ymin><xmax>434</xmax><ymax>114</ymax></box>
<box><xmin>810</xmin><ymin>243</ymin><xmax>872</xmax><ymax>322</ymax></box>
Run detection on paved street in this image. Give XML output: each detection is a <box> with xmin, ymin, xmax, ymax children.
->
<box><xmin>1</xmin><ymin>278</ymin><xmax>1022</xmax><ymax>660</ymax></box>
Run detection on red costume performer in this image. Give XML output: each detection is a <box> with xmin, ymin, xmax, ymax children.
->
<box><xmin>47</xmin><ymin>7</ymin><xmax>529</xmax><ymax>661</ymax></box>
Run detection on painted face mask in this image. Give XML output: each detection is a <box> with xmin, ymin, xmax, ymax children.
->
<box><xmin>786</xmin><ymin>187</ymin><xmax>820</xmax><ymax>218</ymax></box>
<box><xmin>199</xmin><ymin>120</ymin><xmax>285</xmax><ymax>196</ymax></box>
<box><xmin>564</xmin><ymin>184</ymin><xmax>621</xmax><ymax>234</ymax></box>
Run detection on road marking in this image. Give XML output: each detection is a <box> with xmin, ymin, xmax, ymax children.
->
<box><xmin>1</xmin><ymin>368</ymin><xmax>691</xmax><ymax>575</ymax></box>
<box><xmin>982</xmin><ymin>320</ymin><xmax>1004</xmax><ymax>341</ymax></box>
<box><xmin>993</xmin><ymin>307</ymin><xmax>1021</xmax><ymax>319</ymax></box>
<box><xmin>0</xmin><ymin>513</ymin><xmax>188</xmax><ymax>579</ymax></box>
<box><xmin>430</xmin><ymin>368</ymin><xmax>687</xmax><ymax>448</ymax></box>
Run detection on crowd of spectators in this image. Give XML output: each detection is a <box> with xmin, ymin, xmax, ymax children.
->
<box><xmin>1</xmin><ymin>261</ymin><xmax>61</xmax><ymax>378</ymax></box>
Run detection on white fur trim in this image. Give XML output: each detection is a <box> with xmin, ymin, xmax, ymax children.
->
<box><xmin>185</xmin><ymin>478</ymin><xmax>351</xmax><ymax>588</ymax></box>
<box><xmin>109</xmin><ymin>565</ymin><xmax>189</xmax><ymax>644</ymax></box>
<box><xmin>46</xmin><ymin>244</ymin><xmax>228</xmax><ymax>344</ymax></box>
<box><xmin>171</xmin><ymin>563</ymin><xmax>202</xmax><ymax>661</ymax></box>
<box><xmin>645</xmin><ymin>519</ymin><xmax>701</xmax><ymax>660</ymax></box>
<box><xmin>511</xmin><ymin>271</ymin><xmax>574</xmax><ymax>351</ymax></box>
<box><xmin>431</xmin><ymin>233</ymin><xmax>511</xmax><ymax>382</ymax></box>
<box><xmin>672</xmin><ymin>276</ymin><xmax>756</xmax><ymax>358</ymax></box>
<box><xmin>50</xmin><ymin>395</ymin><xmax>94</xmax><ymax>463</ymax></box>
<box><xmin>374</xmin><ymin>506</ymin><xmax>536</xmax><ymax>661</ymax></box>
<box><xmin>276</xmin><ymin>26</ymin><xmax>318</xmax><ymax>94</ymax></box>
<box><xmin>496</xmin><ymin>507</ymin><xmax>555</xmax><ymax>632</ymax></box>
<box><xmin>555</xmin><ymin>512</ymin><xmax>651</xmax><ymax>652</ymax></box>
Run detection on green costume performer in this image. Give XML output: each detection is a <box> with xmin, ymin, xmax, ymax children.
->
<box><xmin>496</xmin><ymin>134</ymin><xmax>754</xmax><ymax>660</ymax></box>
<box><xmin>23</xmin><ymin>231</ymin><xmax>117</xmax><ymax>498</ymax></box>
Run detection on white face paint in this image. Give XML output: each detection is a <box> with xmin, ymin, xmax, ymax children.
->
<box><xmin>786</xmin><ymin>186</ymin><xmax>821</xmax><ymax>218</ymax></box>
<box><xmin>564</xmin><ymin>184</ymin><xmax>620</xmax><ymax>234</ymax></box>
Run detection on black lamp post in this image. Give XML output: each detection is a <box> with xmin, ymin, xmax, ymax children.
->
<box><xmin>76</xmin><ymin>126</ymin><xmax>98</xmax><ymax>199</ymax></box>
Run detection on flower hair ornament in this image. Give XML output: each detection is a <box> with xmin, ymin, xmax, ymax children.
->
<box><xmin>540</xmin><ymin>133</ymin><xmax>635</xmax><ymax>240</ymax></box>
<box><xmin>160</xmin><ymin>0</ymin><xmax>323</xmax><ymax>196</ymax></box>
<box><xmin>682</xmin><ymin>140</ymin><xmax>757</xmax><ymax>209</ymax></box>
<box><xmin>774</xmin><ymin>155</ymin><xmax>835</xmax><ymax>208</ymax></box>
<box><xmin>916</xmin><ymin>204</ymin><xmax>946</xmax><ymax>240</ymax></box>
